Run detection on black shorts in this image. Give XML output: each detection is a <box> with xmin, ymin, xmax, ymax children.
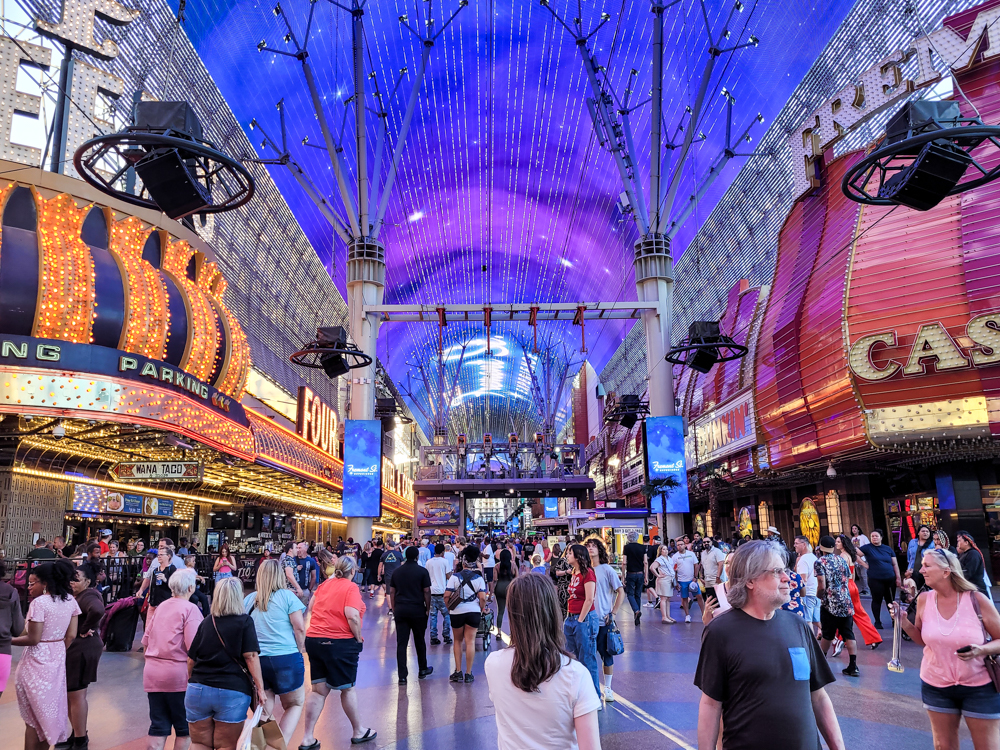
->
<box><xmin>148</xmin><ymin>691</ymin><xmax>188</xmax><ymax>737</ymax></box>
<box><xmin>483</xmin><ymin>568</ymin><xmax>494</xmax><ymax>583</ymax></box>
<box><xmin>820</xmin><ymin>608</ymin><xmax>855</xmax><ymax>642</ymax></box>
<box><xmin>450</xmin><ymin>611</ymin><xmax>482</xmax><ymax>630</ymax></box>
<box><xmin>305</xmin><ymin>636</ymin><xmax>363</xmax><ymax>690</ymax></box>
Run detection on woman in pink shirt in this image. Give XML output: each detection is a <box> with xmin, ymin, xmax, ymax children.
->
<box><xmin>142</xmin><ymin>568</ymin><xmax>204</xmax><ymax>750</ymax></box>
<box><xmin>895</xmin><ymin>548</ymin><xmax>1000</xmax><ymax>750</ymax></box>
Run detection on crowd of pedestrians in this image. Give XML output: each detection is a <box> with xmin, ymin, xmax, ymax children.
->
<box><xmin>2</xmin><ymin>525</ymin><xmax>1000</xmax><ymax>750</ymax></box>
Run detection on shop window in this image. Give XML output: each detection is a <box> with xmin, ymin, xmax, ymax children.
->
<box><xmin>826</xmin><ymin>490</ymin><xmax>842</xmax><ymax>534</ymax></box>
<box><xmin>758</xmin><ymin>501</ymin><xmax>771</xmax><ymax>533</ymax></box>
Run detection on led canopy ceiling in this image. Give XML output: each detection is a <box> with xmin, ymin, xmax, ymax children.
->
<box><xmin>181</xmin><ymin>0</ymin><xmax>855</xmax><ymax>438</ymax></box>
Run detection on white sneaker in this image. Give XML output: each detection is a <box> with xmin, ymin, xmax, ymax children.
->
<box><xmin>685</xmin><ymin>615</ymin><xmax>692</xmax><ymax>623</ymax></box>
<box><xmin>644</xmin><ymin>602</ymin><xmax>656</xmax><ymax>608</ymax></box>
<box><xmin>832</xmin><ymin>638</ymin><xmax>844</xmax><ymax>657</ymax></box>
<box><xmin>603</xmin><ymin>687</ymin><xmax>615</xmax><ymax>702</ymax></box>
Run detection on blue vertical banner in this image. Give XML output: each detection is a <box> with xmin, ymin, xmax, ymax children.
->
<box><xmin>644</xmin><ymin>416</ymin><xmax>689</xmax><ymax>513</ymax></box>
<box><xmin>544</xmin><ymin>497</ymin><xmax>559</xmax><ymax>518</ymax></box>
<box><xmin>343</xmin><ymin>420</ymin><xmax>383</xmax><ymax>517</ymax></box>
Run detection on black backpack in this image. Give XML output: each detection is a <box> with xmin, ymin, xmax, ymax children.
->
<box><xmin>448</xmin><ymin>570</ymin><xmax>482</xmax><ymax>610</ymax></box>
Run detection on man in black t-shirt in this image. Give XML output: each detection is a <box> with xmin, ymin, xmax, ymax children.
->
<box><xmin>366</xmin><ymin>542</ymin><xmax>384</xmax><ymax>598</ymax></box>
<box><xmin>695</xmin><ymin>540</ymin><xmax>843</xmax><ymax>750</ymax></box>
<box><xmin>622</xmin><ymin>531</ymin><xmax>648</xmax><ymax>625</ymax></box>
<box><xmin>389</xmin><ymin>546</ymin><xmax>433</xmax><ymax>684</ymax></box>
<box><xmin>379</xmin><ymin>542</ymin><xmax>403</xmax><ymax>613</ymax></box>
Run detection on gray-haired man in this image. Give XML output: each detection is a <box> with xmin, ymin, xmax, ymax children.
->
<box><xmin>694</xmin><ymin>540</ymin><xmax>844</xmax><ymax>750</ymax></box>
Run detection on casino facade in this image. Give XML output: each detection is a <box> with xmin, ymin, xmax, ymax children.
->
<box><xmin>0</xmin><ymin>163</ymin><xmax>414</xmax><ymax>557</ymax></box>
<box><xmin>583</xmin><ymin>0</ymin><xmax>1000</xmax><ymax>580</ymax></box>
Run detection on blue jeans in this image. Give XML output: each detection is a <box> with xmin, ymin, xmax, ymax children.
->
<box><xmin>564</xmin><ymin>611</ymin><xmax>600</xmax><ymax>696</ymax></box>
<box><xmin>625</xmin><ymin>572</ymin><xmax>645</xmax><ymax>613</ymax></box>
<box><xmin>429</xmin><ymin>594</ymin><xmax>451</xmax><ymax>640</ymax></box>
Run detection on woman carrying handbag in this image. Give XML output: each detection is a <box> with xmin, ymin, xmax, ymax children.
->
<box><xmin>893</xmin><ymin>548</ymin><xmax>1000</xmax><ymax>750</ymax></box>
<box><xmin>185</xmin><ymin>577</ymin><xmax>267</xmax><ymax>750</ymax></box>
<box><xmin>585</xmin><ymin>537</ymin><xmax>625</xmax><ymax>704</ymax></box>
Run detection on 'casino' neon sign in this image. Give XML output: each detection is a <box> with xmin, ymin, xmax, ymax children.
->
<box><xmin>848</xmin><ymin>312</ymin><xmax>1000</xmax><ymax>381</ymax></box>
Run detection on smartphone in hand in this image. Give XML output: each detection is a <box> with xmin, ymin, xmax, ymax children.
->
<box><xmin>956</xmin><ymin>645</ymin><xmax>973</xmax><ymax>654</ymax></box>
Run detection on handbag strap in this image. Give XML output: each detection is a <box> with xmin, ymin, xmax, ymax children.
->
<box><xmin>970</xmin><ymin>592</ymin><xmax>994</xmax><ymax>644</ymax></box>
<box><xmin>211</xmin><ymin>616</ymin><xmax>257</xmax><ymax>707</ymax></box>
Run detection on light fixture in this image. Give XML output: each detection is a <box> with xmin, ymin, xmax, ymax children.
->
<box><xmin>826</xmin><ymin>462</ymin><xmax>837</xmax><ymax>479</ymax></box>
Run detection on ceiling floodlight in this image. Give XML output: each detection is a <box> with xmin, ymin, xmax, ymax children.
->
<box><xmin>735</xmin><ymin>0</ymin><xmax>744</xmax><ymax>10</ymax></box>
<box><xmin>843</xmin><ymin>101</ymin><xmax>1000</xmax><ymax>211</ymax></box>
<box><xmin>666</xmin><ymin>321</ymin><xmax>748</xmax><ymax>373</ymax></box>
<box><xmin>257</xmin><ymin>40</ymin><xmax>266</xmax><ymax>51</ymax></box>
<box><xmin>601</xmin><ymin>12</ymin><xmax>611</xmax><ymax>20</ymax></box>
<box><xmin>272</xmin><ymin>4</ymin><xmax>281</xmax><ymax>16</ymax></box>
<box><xmin>399</xmin><ymin>14</ymin><xmax>407</xmax><ymax>22</ymax></box>
<box><xmin>749</xmin><ymin>35</ymin><xmax>759</xmax><ymax>46</ymax></box>
<box><xmin>75</xmin><ymin>101</ymin><xmax>255</xmax><ymax>219</ymax></box>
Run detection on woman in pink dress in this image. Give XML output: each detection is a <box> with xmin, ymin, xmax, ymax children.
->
<box><xmin>13</xmin><ymin>559</ymin><xmax>81</xmax><ymax>750</ymax></box>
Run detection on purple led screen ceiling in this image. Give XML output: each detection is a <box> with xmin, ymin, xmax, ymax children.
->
<box><xmin>179</xmin><ymin>0</ymin><xmax>854</xmax><ymax>439</ymax></box>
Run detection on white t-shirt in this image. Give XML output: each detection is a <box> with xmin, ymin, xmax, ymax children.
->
<box><xmin>443</xmin><ymin>550</ymin><xmax>456</xmax><ymax>571</ymax></box>
<box><xmin>700</xmin><ymin>547</ymin><xmax>726</xmax><ymax>586</ymax></box>
<box><xmin>796</xmin><ymin>552</ymin><xmax>818</xmax><ymax>597</ymax></box>
<box><xmin>483</xmin><ymin>544</ymin><xmax>496</xmax><ymax>568</ymax></box>
<box><xmin>672</xmin><ymin>550</ymin><xmax>698</xmax><ymax>582</ymax></box>
<box><xmin>445</xmin><ymin>570</ymin><xmax>486</xmax><ymax>614</ymax></box>
<box><xmin>714</xmin><ymin>581</ymin><xmax>732</xmax><ymax>615</ymax></box>
<box><xmin>426</xmin><ymin>556</ymin><xmax>450</xmax><ymax>595</ymax></box>
<box><xmin>485</xmin><ymin>649</ymin><xmax>601</xmax><ymax>750</ymax></box>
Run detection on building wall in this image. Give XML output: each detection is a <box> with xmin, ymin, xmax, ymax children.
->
<box><xmin>0</xmin><ymin>470</ymin><xmax>66</xmax><ymax>557</ymax></box>
<box><xmin>601</xmin><ymin>0</ymin><xmax>983</xmax><ymax>401</ymax></box>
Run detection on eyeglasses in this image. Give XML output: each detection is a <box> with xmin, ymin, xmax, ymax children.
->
<box><xmin>760</xmin><ymin>567</ymin><xmax>787</xmax><ymax>579</ymax></box>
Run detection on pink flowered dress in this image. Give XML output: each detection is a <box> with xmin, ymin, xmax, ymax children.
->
<box><xmin>15</xmin><ymin>594</ymin><xmax>82</xmax><ymax>744</ymax></box>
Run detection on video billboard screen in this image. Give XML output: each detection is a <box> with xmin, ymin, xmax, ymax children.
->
<box><xmin>343</xmin><ymin>420</ymin><xmax>383</xmax><ymax>517</ymax></box>
<box><xmin>544</xmin><ymin>497</ymin><xmax>558</xmax><ymax>518</ymax></box>
<box><xmin>645</xmin><ymin>416</ymin><xmax>689</xmax><ymax>513</ymax></box>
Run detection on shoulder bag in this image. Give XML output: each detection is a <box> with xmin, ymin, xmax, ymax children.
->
<box><xmin>970</xmin><ymin>592</ymin><xmax>1000</xmax><ymax>692</ymax></box>
<box><xmin>605</xmin><ymin>615</ymin><xmax>625</xmax><ymax>656</ymax></box>
<box><xmin>212</xmin><ymin>615</ymin><xmax>258</xmax><ymax>709</ymax></box>
<box><xmin>447</xmin><ymin>570</ymin><xmax>480</xmax><ymax>611</ymax></box>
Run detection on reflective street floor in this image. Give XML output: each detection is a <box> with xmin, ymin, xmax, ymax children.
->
<box><xmin>0</xmin><ymin>592</ymin><xmax>975</xmax><ymax>749</ymax></box>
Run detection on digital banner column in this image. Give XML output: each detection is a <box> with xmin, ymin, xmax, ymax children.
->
<box><xmin>343</xmin><ymin>420</ymin><xmax>383</xmax><ymax>518</ymax></box>
<box><xmin>644</xmin><ymin>416</ymin><xmax>690</xmax><ymax>513</ymax></box>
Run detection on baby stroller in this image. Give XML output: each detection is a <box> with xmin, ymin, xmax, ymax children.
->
<box><xmin>477</xmin><ymin>608</ymin><xmax>495</xmax><ymax>650</ymax></box>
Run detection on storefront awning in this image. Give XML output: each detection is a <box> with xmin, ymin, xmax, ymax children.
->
<box><xmin>577</xmin><ymin>518</ymin><xmax>646</xmax><ymax>529</ymax></box>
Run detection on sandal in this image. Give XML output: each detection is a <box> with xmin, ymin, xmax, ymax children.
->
<box><xmin>351</xmin><ymin>729</ymin><xmax>377</xmax><ymax>745</ymax></box>
<box><xmin>299</xmin><ymin>741</ymin><xmax>321</xmax><ymax>750</ymax></box>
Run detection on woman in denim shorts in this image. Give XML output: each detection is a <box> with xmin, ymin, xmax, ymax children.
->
<box><xmin>895</xmin><ymin>548</ymin><xmax>1000</xmax><ymax>750</ymax></box>
<box><xmin>245</xmin><ymin>559</ymin><xmax>306</xmax><ymax>747</ymax></box>
<box><xmin>185</xmin><ymin>577</ymin><xmax>266</xmax><ymax>750</ymax></box>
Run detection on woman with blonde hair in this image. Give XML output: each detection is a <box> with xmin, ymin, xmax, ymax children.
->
<box><xmin>650</xmin><ymin>545</ymin><xmax>677</xmax><ymax>624</ymax></box>
<box><xmin>484</xmin><ymin>574</ymin><xmax>601</xmax><ymax>749</ymax></box>
<box><xmin>185</xmin><ymin>577</ymin><xmax>266</xmax><ymax>750</ymax></box>
<box><xmin>893</xmin><ymin>548</ymin><xmax>1000</xmax><ymax>750</ymax></box>
<box><xmin>244</xmin><ymin>559</ymin><xmax>306</xmax><ymax>746</ymax></box>
<box><xmin>299</xmin><ymin>555</ymin><xmax>376</xmax><ymax>746</ymax></box>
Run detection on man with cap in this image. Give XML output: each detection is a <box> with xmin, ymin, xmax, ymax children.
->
<box><xmin>815</xmin><ymin>535</ymin><xmax>859</xmax><ymax>676</ymax></box>
<box><xmin>99</xmin><ymin>529</ymin><xmax>113</xmax><ymax>555</ymax></box>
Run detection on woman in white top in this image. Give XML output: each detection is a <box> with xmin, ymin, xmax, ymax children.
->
<box><xmin>649</xmin><ymin>545</ymin><xmax>676</xmax><ymax>624</ymax></box>
<box><xmin>445</xmin><ymin>545</ymin><xmax>487</xmax><ymax>682</ymax></box>
<box><xmin>484</xmin><ymin>573</ymin><xmax>601</xmax><ymax>750</ymax></box>
<box><xmin>850</xmin><ymin>525</ymin><xmax>872</xmax><ymax>595</ymax></box>
<box><xmin>702</xmin><ymin>554</ymin><xmax>734</xmax><ymax>625</ymax></box>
